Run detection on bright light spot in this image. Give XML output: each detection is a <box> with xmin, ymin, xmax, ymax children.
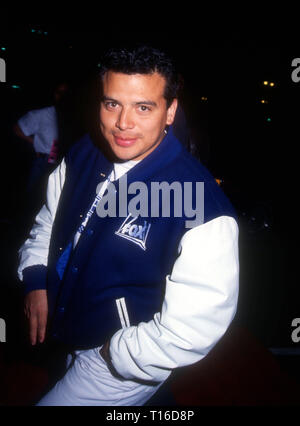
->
<box><xmin>263</xmin><ymin>81</ymin><xmax>269</xmax><ymax>86</ymax></box>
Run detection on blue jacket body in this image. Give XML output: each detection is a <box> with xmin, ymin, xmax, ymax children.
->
<box><xmin>24</xmin><ymin>128</ymin><xmax>236</xmax><ymax>349</ymax></box>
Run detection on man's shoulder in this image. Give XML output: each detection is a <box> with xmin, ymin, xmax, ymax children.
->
<box><xmin>29</xmin><ymin>105</ymin><xmax>55</xmax><ymax>115</ymax></box>
<box><xmin>18</xmin><ymin>105</ymin><xmax>55</xmax><ymax>122</ymax></box>
<box><xmin>166</xmin><ymin>146</ymin><xmax>215</xmax><ymax>183</ymax></box>
<box><xmin>66</xmin><ymin>134</ymin><xmax>98</xmax><ymax>157</ymax></box>
<box><xmin>168</xmin><ymin>148</ymin><xmax>237</xmax><ymax>222</ymax></box>
<box><xmin>65</xmin><ymin>134</ymin><xmax>110</xmax><ymax>170</ymax></box>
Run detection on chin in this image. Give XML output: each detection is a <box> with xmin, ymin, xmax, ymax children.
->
<box><xmin>109</xmin><ymin>146</ymin><xmax>139</xmax><ymax>162</ymax></box>
<box><xmin>108</xmin><ymin>138</ymin><xmax>142</xmax><ymax>159</ymax></box>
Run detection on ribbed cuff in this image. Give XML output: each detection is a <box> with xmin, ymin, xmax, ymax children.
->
<box><xmin>22</xmin><ymin>265</ymin><xmax>48</xmax><ymax>297</ymax></box>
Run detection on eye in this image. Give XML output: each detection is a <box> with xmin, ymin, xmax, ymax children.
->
<box><xmin>138</xmin><ymin>105</ymin><xmax>151</xmax><ymax>113</ymax></box>
<box><xmin>104</xmin><ymin>101</ymin><xmax>118</xmax><ymax>110</ymax></box>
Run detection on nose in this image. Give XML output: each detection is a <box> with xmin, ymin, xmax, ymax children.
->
<box><xmin>116</xmin><ymin>107</ymin><xmax>135</xmax><ymax>131</ymax></box>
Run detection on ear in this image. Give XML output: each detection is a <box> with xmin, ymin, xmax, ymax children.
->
<box><xmin>166</xmin><ymin>98</ymin><xmax>178</xmax><ymax>125</ymax></box>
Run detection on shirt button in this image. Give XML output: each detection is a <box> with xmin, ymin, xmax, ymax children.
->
<box><xmin>72</xmin><ymin>266</ymin><xmax>79</xmax><ymax>274</ymax></box>
<box><xmin>88</xmin><ymin>229</ymin><xmax>94</xmax><ymax>236</ymax></box>
<box><xmin>59</xmin><ymin>307</ymin><xmax>65</xmax><ymax>313</ymax></box>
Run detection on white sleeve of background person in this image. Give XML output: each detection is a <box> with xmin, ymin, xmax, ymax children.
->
<box><xmin>18</xmin><ymin>159</ymin><xmax>66</xmax><ymax>280</ymax></box>
<box><xmin>109</xmin><ymin>216</ymin><xmax>239</xmax><ymax>383</ymax></box>
<box><xmin>18</xmin><ymin>109</ymin><xmax>41</xmax><ymax>136</ymax></box>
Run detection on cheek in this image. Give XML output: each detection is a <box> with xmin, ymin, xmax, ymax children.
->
<box><xmin>140</xmin><ymin>113</ymin><xmax>168</xmax><ymax>134</ymax></box>
<box><xmin>100</xmin><ymin>110</ymin><xmax>114</xmax><ymax>131</ymax></box>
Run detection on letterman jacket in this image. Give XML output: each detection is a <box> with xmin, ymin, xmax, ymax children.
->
<box><xmin>18</xmin><ymin>128</ymin><xmax>239</xmax><ymax>383</ymax></box>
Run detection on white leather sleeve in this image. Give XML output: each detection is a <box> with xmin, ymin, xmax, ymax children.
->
<box><xmin>18</xmin><ymin>159</ymin><xmax>66</xmax><ymax>280</ymax></box>
<box><xmin>109</xmin><ymin>216</ymin><xmax>239</xmax><ymax>383</ymax></box>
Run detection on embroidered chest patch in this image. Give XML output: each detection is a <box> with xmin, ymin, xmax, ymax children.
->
<box><xmin>115</xmin><ymin>214</ymin><xmax>151</xmax><ymax>251</ymax></box>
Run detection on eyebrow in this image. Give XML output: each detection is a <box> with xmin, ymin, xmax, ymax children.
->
<box><xmin>102</xmin><ymin>96</ymin><xmax>157</xmax><ymax>107</ymax></box>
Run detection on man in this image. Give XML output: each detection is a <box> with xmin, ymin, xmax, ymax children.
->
<box><xmin>14</xmin><ymin>82</ymin><xmax>69</xmax><ymax>168</ymax></box>
<box><xmin>18</xmin><ymin>45</ymin><xmax>239</xmax><ymax>406</ymax></box>
<box><xmin>13</xmin><ymin>83</ymin><xmax>69</xmax><ymax>220</ymax></box>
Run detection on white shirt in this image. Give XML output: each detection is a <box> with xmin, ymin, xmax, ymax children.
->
<box><xmin>18</xmin><ymin>106</ymin><xmax>59</xmax><ymax>154</ymax></box>
<box><xmin>113</xmin><ymin>160</ymin><xmax>140</xmax><ymax>181</ymax></box>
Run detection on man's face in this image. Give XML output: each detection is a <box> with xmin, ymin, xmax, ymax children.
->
<box><xmin>99</xmin><ymin>71</ymin><xmax>178</xmax><ymax>162</ymax></box>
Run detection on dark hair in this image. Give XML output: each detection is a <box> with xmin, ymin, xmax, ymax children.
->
<box><xmin>99</xmin><ymin>44</ymin><xmax>180</xmax><ymax>108</ymax></box>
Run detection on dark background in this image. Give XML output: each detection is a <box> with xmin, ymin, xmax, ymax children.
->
<box><xmin>0</xmin><ymin>25</ymin><xmax>299</xmax><ymax>404</ymax></box>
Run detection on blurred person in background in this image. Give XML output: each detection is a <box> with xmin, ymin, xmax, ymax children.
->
<box><xmin>13</xmin><ymin>83</ymin><xmax>69</xmax><ymax>226</ymax></box>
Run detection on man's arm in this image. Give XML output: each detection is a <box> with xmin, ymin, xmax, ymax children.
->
<box><xmin>14</xmin><ymin>109</ymin><xmax>43</xmax><ymax>147</ymax></box>
<box><xmin>24</xmin><ymin>290</ymin><xmax>48</xmax><ymax>345</ymax></box>
<box><xmin>108</xmin><ymin>216</ymin><xmax>239</xmax><ymax>383</ymax></box>
<box><xmin>18</xmin><ymin>159</ymin><xmax>66</xmax><ymax>345</ymax></box>
<box><xmin>13</xmin><ymin>123</ymin><xmax>34</xmax><ymax>145</ymax></box>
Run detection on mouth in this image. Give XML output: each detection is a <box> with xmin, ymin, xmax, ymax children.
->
<box><xmin>113</xmin><ymin>135</ymin><xmax>138</xmax><ymax>147</ymax></box>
